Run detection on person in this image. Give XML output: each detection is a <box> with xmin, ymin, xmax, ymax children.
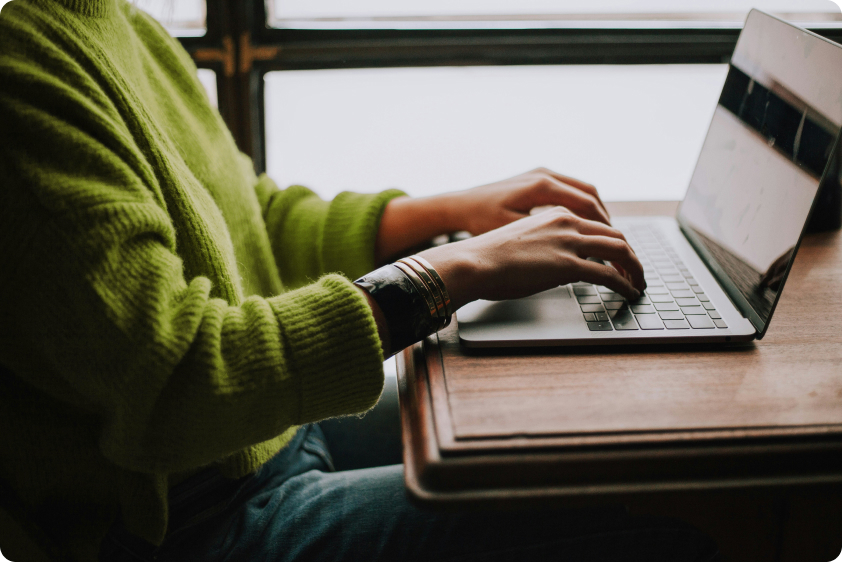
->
<box><xmin>0</xmin><ymin>1</ymin><xmax>720</xmax><ymax>561</ymax></box>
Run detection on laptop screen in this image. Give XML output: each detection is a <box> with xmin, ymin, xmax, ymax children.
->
<box><xmin>677</xmin><ymin>9</ymin><xmax>842</xmax><ymax>335</ymax></box>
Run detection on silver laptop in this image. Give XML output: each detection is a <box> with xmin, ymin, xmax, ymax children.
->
<box><xmin>458</xmin><ymin>9</ymin><xmax>842</xmax><ymax>348</ymax></box>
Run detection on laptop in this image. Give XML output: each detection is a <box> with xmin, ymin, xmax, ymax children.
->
<box><xmin>457</xmin><ymin>9</ymin><xmax>842</xmax><ymax>348</ymax></box>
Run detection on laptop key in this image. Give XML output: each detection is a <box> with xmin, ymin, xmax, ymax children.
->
<box><xmin>658</xmin><ymin>311</ymin><xmax>685</xmax><ymax>320</ymax></box>
<box><xmin>583</xmin><ymin>313</ymin><xmax>597</xmax><ymax>322</ymax></box>
<box><xmin>610</xmin><ymin>309</ymin><xmax>639</xmax><ymax>330</ymax></box>
<box><xmin>664</xmin><ymin>319</ymin><xmax>691</xmax><ymax>329</ymax></box>
<box><xmin>687</xmin><ymin>315</ymin><xmax>715</xmax><ymax>329</ymax></box>
<box><xmin>654</xmin><ymin>302</ymin><xmax>680</xmax><ymax>311</ymax></box>
<box><xmin>581</xmin><ymin>304</ymin><xmax>605</xmax><ymax>313</ymax></box>
<box><xmin>696</xmin><ymin>293</ymin><xmax>710</xmax><ymax>302</ymax></box>
<box><xmin>714</xmin><ymin>319</ymin><xmax>728</xmax><ymax>328</ymax></box>
<box><xmin>671</xmin><ymin>290</ymin><xmax>695</xmax><ymax>298</ymax></box>
<box><xmin>597</xmin><ymin>286</ymin><xmax>616</xmax><ymax>293</ymax></box>
<box><xmin>635</xmin><ymin>314</ymin><xmax>665</xmax><ymax>330</ymax></box>
<box><xmin>666</xmin><ymin>282</ymin><xmax>689</xmax><ymax>290</ymax></box>
<box><xmin>702</xmin><ymin>302</ymin><xmax>716</xmax><ymax>310</ymax></box>
<box><xmin>692</xmin><ymin>286</ymin><xmax>706</xmax><ymax>294</ymax></box>
<box><xmin>662</xmin><ymin>275</ymin><xmax>684</xmax><ymax>283</ymax></box>
<box><xmin>574</xmin><ymin>286</ymin><xmax>598</xmax><ymax>296</ymax></box>
<box><xmin>631</xmin><ymin>304</ymin><xmax>656</xmax><ymax>314</ymax></box>
<box><xmin>587</xmin><ymin>321</ymin><xmax>613</xmax><ymax>331</ymax></box>
<box><xmin>603</xmin><ymin>301</ymin><xmax>627</xmax><ymax>310</ymax></box>
<box><xmin>601</xmin><ymin>293</ymin><xmax>626</xmax><ymax>302</ymax></box>
<box><xmin>594</xmin><ymin>312</ymin><xmax>610</xmax><ymax>322</ymax></box>
<box><xmin>649</xmin><ymin>294</ymin><xmax>675</xmax><ymax>303</ymax></box>
<box><xmin>681</xmin><ymin>306</ymin><xmax>707</xmax><ymax>315</ymax></box>
<box><xmin>675</xmin><ymin>297</ymin><xmax>698</xmax><ymax>306</ymax></box>
<box><xmin>577</xmin><ymin>295</ymin><xmax>602</xmax><ymax>304</ymax></box>
<box><xmin>708</xmin><ymin>310</ymin><xmax>722</xmax><ymax>319</ymax></box>
<box><xmin>645</xmin><ymin>287</ymin><xmax>670</xmax><ymax>294</ymax></box>
<box><xmin>685</xmin><ymin>277</ymin><xmax>697</xmax><ymax>285</ymax></box>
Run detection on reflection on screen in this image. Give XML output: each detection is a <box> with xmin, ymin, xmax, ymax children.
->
<box><xmin>678</xmin><ymin>10</ymin><xmax>842</xmax><ymax>329</ymax></box>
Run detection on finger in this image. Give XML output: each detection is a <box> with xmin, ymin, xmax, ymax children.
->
<box><xmin>537</xmin><ymin>177</ymin><xmax>611</xmax><ymax>226</ymax></box>
<box><xmin>573</xmin><ymin>258</ymin><xmax>640</xmax><ymax>300</ymax></box>
<box><xmin>573</xmin><ymin>235</ymin><xmax>645</xmax><ymax>292</ymax></box>
<box><xmin>535</xmin><ymin>168</ymin><xmax>609</xmax><ymax>218</ymax></box>
<box><xmin>571</xmin><ymin>218</ymin><xmax>643</xmax><ymax>279</ymax></box>
<box><xmin>570</xmin><ymin>216</ymin><xmax>629</xmax><ymax>244</ymax></box>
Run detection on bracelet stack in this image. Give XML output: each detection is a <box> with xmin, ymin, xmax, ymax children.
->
<box><xmin>394</xmin><ymin>256</ymin><xmax>453</xmax><ymax>331</ymax></box>
<box><xmin>354</xmin><ymin>255</ymin><xmax>452</xmax><ymax>352</ymax></box>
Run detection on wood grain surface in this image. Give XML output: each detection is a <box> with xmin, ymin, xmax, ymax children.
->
<box><xmin>433</xmin><ymin>201</ymin><xmax>842</xmax><ymax>448</ymax></box>
<box><xmin>397</xmin><ymin>200</ymin><xmax>842</xmax><ymax>562</ymax></box>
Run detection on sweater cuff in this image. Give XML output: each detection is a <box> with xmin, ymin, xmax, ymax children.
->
<box><xmin>270</xmin><ymin>274</ymin><xmax>385</xmax><ymax>422</ymax></box>
<box><xmin>321</xmin><ymin>189</ymin><xmax>407</xmax><ymax>280</ymax></box>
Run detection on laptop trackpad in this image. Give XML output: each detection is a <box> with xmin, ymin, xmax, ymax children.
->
<box><xmin>457</xmin><ymin>286</ymin><xmax>580</xmax><ymax>331</ymax></box>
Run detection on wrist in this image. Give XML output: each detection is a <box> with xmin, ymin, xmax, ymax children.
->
<box><xmin>355</xmin><ymin>262</ymin><xmax>451</xmax><ymax>355</ymax></box>
<box><xmin>396</xmin><ymin>193</ymin><xmax>466</xmax><ymax>234</ymax></box>
<box><xmin>422</xmin><ymin>191</ymin><xmax>466</xmax><ymax>234</ymax></box>
<box><xmin>417</xmin><ymin>243</ymin><xmax>479</xmax><ymax>312</ymax></box>
<box><xmin>375</xmin><ymin>193</ymin><xmax>467</xmax><ymax>263</ymax></box>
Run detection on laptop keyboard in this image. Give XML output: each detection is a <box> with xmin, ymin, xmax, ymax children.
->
<box><xmin>574</xmin><ymin>224</ymin><xmax>728</xmax><ymax>332</ymax></box>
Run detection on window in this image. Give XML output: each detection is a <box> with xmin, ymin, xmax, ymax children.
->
<box><xmin>136</xmin><ymin>0</ymin><xmax>206</xmax><ymax>37</ymax></box>
<box><xmin>265</xmin><ymin>64</ymin><xmax>727</xmax><ymax>201</ymax></box>
<box><xmin>268</xmin><ymin>0</ymin><xmax>841</xmax><ymax>29</ymax></box>
<box><xmin>196</xmin><ymin>69</ymin><xmax>218</xmax><ymax>108</ymax></box>
<box><xmin>156</xmin><ymin>1</ymin><xmax>842</xmax><ymax>202</ymax></box>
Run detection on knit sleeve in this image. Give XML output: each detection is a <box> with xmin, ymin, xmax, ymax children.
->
<box><xmin>253</xmin><ymin>173</ymin><xmax>406</xmax><ymax>289</ymax></box>
<box><xmin>0</xmin><ymin>28</ymin><xmax>384</xmax><ymax>475</ymax></box>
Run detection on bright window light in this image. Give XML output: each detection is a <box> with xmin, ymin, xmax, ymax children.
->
<box><xmin>269</xmin><ymin>0</ymin><xmax>841</xmax><ymax>29</ymax></box>
<box><xmin>135</xmin><ymin>0</ymin><xmax>206</xmax><ymax>37</ymax></box>
<box><xmin>265</xmin><ymin>65</ymin><xmax>728</xmax><ymax>202</ymax></box>
<box><xmin>196</xmin><ymin>69</ymin><xmax>217</xmax><ymax>108</ymax></box>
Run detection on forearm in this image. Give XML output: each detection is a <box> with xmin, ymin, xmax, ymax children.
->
<box><xmin>375</xmin><ymin>194</ymin><xmax>464</xmax><ymax>264</ymax></box>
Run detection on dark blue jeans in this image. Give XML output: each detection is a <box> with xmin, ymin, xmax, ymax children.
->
<box><xmin>99</xmin><ymin>426</ymin><xmax>720</xmax><ymax>562</ymax></box>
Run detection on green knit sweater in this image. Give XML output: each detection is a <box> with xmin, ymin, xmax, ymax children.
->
<box><xmin>0</xmin><ymin>1</ymin><xmax>405</xmax><ymax>560</ymax></box>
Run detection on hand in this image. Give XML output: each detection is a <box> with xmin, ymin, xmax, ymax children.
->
<box><xmin>418</xmin><ymin>206</ymin><xmax>645</xmax><ymax>312</ymax></box>
<box><xmin>375</xmin><ymin>168</ymin><xmax>609</xmax><ymax>263</ymax></box>
<box><xmin>449</xmin><ymin>168</ymin><xmax>611</xmax><ymax>236</ymax></box>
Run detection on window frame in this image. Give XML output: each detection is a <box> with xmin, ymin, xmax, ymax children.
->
<box><xmin>178</xmin><ymin>0</ymin><xmax>842</xmax><ymax>175</ymax></box>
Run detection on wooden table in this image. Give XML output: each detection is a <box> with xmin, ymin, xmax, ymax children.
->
<box><xmin>397</xmin><ymin>201</ymin><xmax>842</xmax><ymax>562</ymax></box>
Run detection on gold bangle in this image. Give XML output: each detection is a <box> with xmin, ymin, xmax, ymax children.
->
<box><xmin>397</xmin><ymin>258</ymin><xmax>446</xmax><ymax>321</ymax></box>
<box><xmin>393</xmin><ymin>262</ymin><xmax>439</xmax><ymax>321</ymax></box>
<box><xmin>408</xmin><ymin>255</ymin><xmax>453</xmax><ymax>322</ymax></box>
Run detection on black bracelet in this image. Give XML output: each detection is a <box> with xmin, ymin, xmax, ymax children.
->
<box><xmin>354</xmin><ymin>264</ymin><xmax>442</xmax><ymax>352</ymax></box>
